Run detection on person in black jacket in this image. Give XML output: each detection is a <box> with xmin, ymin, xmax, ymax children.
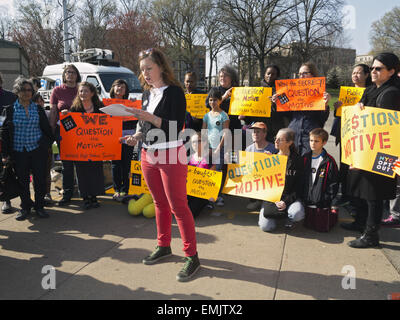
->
<box><xmin>64</xmin><ymin>82</ymin><xmax>105</xmax><ymax>210</ymax></box>
<box><xmin>259</xmin><ymin>128</ymin><xmax>305</xmax><ymax>232</ymax></box>
<box><xmin>346</xmin><ymin>52</ymin><xmax>400</xmax><ymax>248</ymax></box>
<box><xmin>123</xmin><ymin>48</ymin><xmax>200</xmax><ymax>282</ymax></box>
<box><xmin>273</xmin><ymin>62</ymin><xmax>331</xmax><ymax>156</ymax></box>
<box><xmin>0</xmin><ymin>72</ymin><xmax>17</xmax><ymax>214</ymax></box>
<box><xmin>109</xmin><ymin>79</ymin><xmax>137</xmax><ymax>201</ymax></box>
<box><xmin>302</xmin><ymin>128</ymin><xmax>339</xmax><ymax>209</ymax></box>
<box><xmin>0</xmin><ymin>77</ymin><xmax>54</xmax><ymax>221</ymax></box>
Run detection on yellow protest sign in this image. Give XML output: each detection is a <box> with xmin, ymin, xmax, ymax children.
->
<box><xmin>336</xmin><ymin>86</ymin><xmax>365</xmax><ymax>117</ymax></box>
<box><xmin>128</xmin><ymin>160</ymin><xmax>150</xmax><ymax>195</ymax></box>
<box><xmin>185</xmin><ymin>94</ymin><xmax>209</xmax><ymax>119</ymax></box>
<box><xmin>229</xmin><ymin>87</ymin><xmax>272</xmax><ymax>117</ymax></box>
<box><xmin>106</xmin><ymin>161</ymin><xmax>222</xmax><ymax>201</ymax></box>
<box><xmin>186</xmin><ymin>166</ymin><xmax>222</xmax><ymax>201</ymax></box>
<box><xmin>341</xmin><ymin>105</ymin><xmax>400</xmax><ymax>178</ymax></box>
<box><xmin>222</xmin><ymin>151</ymin><xmax>287</xmax><ymax>202</ymax></box>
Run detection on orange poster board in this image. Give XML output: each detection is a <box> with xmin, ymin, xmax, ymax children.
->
<box><xmin>102</xmin><ymin>98</ymin><xmax>142</xmax><ymax>121</ymax></box>
<box><xmin>275</xmin><ymin>77</ymin><xmax>326</xmax><ymax>111</ymax></box>
<box><xmin>60</xmin><ymin>112</ymin><xmax>122</xmax><ymax>161</ymax></box>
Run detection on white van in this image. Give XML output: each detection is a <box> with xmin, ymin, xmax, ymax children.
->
<box><xmin>39</xmin><ymin>52</ymin><xmax>142</xmax><ymax>109</ymax></box>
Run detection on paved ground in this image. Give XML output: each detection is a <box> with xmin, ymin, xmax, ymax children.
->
<box><xmin>0</xmin><ymin>113</ymin><xmax>399</xmax><ymax>301</ymax></box>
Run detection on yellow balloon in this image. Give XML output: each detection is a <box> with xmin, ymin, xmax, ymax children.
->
<box><xmin>130</xmin><ymin>193</ymin><xmax>153</xmax><ymax>216</ymax></box>
<box><xmin>143</xmin><ymin>203</ymin><xmax>155</xmax><ymax>218</ymax></box>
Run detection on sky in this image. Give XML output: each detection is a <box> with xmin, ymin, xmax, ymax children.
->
<box><xmin>0</xmin><ymin>0</ymin><xmax>398</xmax><ymax>56</ymax></box>
<box><xmin>344</xmin><ymin>0</ymin><xmax>399</xmax><ymax>55</ymax></box>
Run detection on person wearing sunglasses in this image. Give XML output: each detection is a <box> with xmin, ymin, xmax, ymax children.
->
<box><xmin>329</xmin><ymin>64</ymin><xmax>372</xmax><ymax>231</ymax></box>
<box><xmin>0</xmin><ymin>77</ymin><xmax>54</xmax><ymax>221</ymax></box>
<box><xmin>122</xmin><ymin>48</ymin><xmax>200</xmax><ymax>282</ymax></box>
<box><xmin>346</xmin><ymin>52</ymin><xmax>400</xmax><ymax>248</ymax></box>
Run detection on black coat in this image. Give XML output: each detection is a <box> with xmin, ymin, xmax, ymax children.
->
<box><xmin>280</xmin><ymin>150</ymin><xmax>304</xmax><ymax>207</ymax></box>
<box><xmin>139</xmin><ymin>85</ymin><xmax>186</xmax><ymax>147</ymax></box>
<box><xmin>346</xmin><ymin>77</ymin><xmax>400</xmax><ymax>200</ymax></box>
<box><xmin>302</xmin><ymin>149</ymin><xmax>339</xmax><ymax>208</ymax></box>
<box><xmin>0</xmin><ymin>89</ymin><xmax>17</xmax><ymax>109</ymax></box>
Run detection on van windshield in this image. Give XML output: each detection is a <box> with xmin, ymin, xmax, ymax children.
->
<box><xmin>99</xmin><ymin>73</ymin><xmax>142</xmax><ymax>93</ymax></box>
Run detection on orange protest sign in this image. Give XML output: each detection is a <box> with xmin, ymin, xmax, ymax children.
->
<box><xmin>60</xmin><ymin>112</ymin><xmax>122</xmax><ymax>161</ymax></box>
<box><xmin>275</xmin><ymin>77</ymin><xmax>326</xmax><ymax>111</ymax></box>
<box><xmin>102</xmin><ymin>98</ymin><xmax>141</xmax><ymax>120</ymax></box>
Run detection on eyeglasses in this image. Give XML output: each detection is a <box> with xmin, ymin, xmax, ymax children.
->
<box><xmin>20</xmin><ymin>88</ymin><xmax>33</xmax><ymax>93</ymax></box>
<box><xmin>66</xmin><ymin>70</ymin><xmax>77</xmax><ymax>75</ymax></box>
<box><xmin>139</xmin><ymin>48</ymin><xmax>154</xmax><ymax>58</ymax></box>
<box><xmin>274</xmin><ymin>137</ymin><xmax>286</xmax><ymax>142</ymax></box>
<box><xmin>370</xmin><ymin>66</ymin><xmax>386</xmax><ymax>72</ymax></box>
<box><xmin>298</xmin><ymin>72</ymin><xmax>311</xmax><ymax>77</ymax></box>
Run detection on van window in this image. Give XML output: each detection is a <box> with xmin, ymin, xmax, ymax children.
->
<box><xmin>86</xmin><ymin>76</ymin><xmax>100</xmax><ymax>88</ymax></box>
<box><xmin>99</xmin><ymin>73</ymin><xmax>142</xmax><ymax>93</ymax></box>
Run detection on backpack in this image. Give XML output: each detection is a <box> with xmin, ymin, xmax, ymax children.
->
<box><xmin>0</xmin><ymin>158</ymin><xmax>21</xmax><ymax>201</ymax></box>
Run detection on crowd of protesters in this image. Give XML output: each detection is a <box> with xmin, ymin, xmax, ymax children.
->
<box><xmin>1</xmin><ymin>49</ymin><xmax>400</xmax><ymax>282</ymax></box>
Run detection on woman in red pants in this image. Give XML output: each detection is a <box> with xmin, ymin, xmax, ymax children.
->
<box><xmin>122</xmin><ymin>48</ymin><xmax>200</xmax><ymax>282</ymax></box>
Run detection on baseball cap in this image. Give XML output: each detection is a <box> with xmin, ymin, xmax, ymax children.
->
<box><xmin>249</xmin><ymin>122</ymin><xmax>267</xmax><ymax>131</ymax></box>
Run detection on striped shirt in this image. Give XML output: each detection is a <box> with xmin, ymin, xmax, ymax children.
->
<box><xmin>13</xmin><ymin>100</ymin><xmax>42</xmax><ymax>152</ymax></box>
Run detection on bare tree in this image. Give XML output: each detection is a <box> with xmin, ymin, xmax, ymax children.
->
<box><xmin>148</xmin><ymin>0</ymin><xmax>209</xmax><ymax>73</ymax></box>
<box><xmin>288</xmin><ymin>0</ymin><xmax>345</xmax><ymax>63</ymax></box>
<box><xmin>107</xmin><ymin>10</ymin><xmax>161</xmax><ymax>74</ymax></box>
<box><xmin>11</xmin><ymin>0</ymin><xmax>64</xmax><ymax>76</ymax></box>
<box><xmin>220</xmin><ymin>0</ymin><xmax>297</xmax><ymax>85</ymax></box>
<box><xmin>370</xmin><ymin>7</ymin><xmax>400</xmax><ymax>56</ymax></box>
<box><xmin>77</xmin><ymin>0</ymin><xmax>117</xmax><ymax>49</ymax></box>
<box><xmin>201</xmin><ymin>1</ymin><xmax>229</xmax><ymax>89</ymax></box>
<box><xmin>0</xmin><ymin>13</ymin><xmax>14</xmax><ymax>40</ymax></box>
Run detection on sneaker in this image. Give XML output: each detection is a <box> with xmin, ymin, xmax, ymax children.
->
<box><xmin>246</xmin><ymin>200</ymin><xmax>262</xmax><ymax>211</ymax></box>
<box><xmin>82</xmin><ymin>198</ymin><xmax>92</xmax><ymax>210</ymax></box>
<box><xmin>90</xmin><ymin>196</ymin><xmax>100</xmax><ymax>208</ymax></box>
<box><xmin>176</xmin><ymin>253</ymin><xmax>201</xmax><ymax>282</ymax></box>
<box><xmin>57</xmin><ymin>197</ymin><xmax>72</xmax><ymax>206</ymax></box>
<box><xmin>215</xmin><ymin>196</ymin><xmax>224</xmax><ymax>207</ymax></box>
<box><xmin>142</xmin><ymin>246</ymin><xmax>172</xmax><ymax>265</ymax></box>
<box><xmin>116</xmin><ymin>192</ymin><xmax>126</xmax><ymax>202</ymax></box>
<box><xmin>284</xmin><ymin>218</ymin><xmax>296</xmax><ymax>230</ymax></box>
<box><xmin>16</xmin><ymin>209</ymin><xmax>31</xmax><ymax>221</ymax></box>
<box><xmin>112</xmin><ymin>192</ymin><xmax>120</xmax><ymax>201</ymax></box>
<box><xmin>1</xmin><ymin>201</ymin><xmax>14</xmax><ymax>214</ymax></box>
<box><xmin>206</xmin><ymin>202</ymin><xmax>214</xmax><ymax>210</ymax></box>
<box><xmin>381</xmin><ymin>215</ymin><xmax>400</xmax><ymax>228</ymax></box>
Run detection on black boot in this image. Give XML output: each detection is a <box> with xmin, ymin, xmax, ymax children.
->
<box><xmin>348</xmin><ymin>225</ymin><xmax>380</xmax><ymax>248</ymax></box>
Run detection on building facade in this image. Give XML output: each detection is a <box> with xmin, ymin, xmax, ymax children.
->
<box><xmin>0</xmin><ymin>39</ymin><xmax>29</xmax><ymax>90</ymax></box>
<box><xmin>169</xmin><ymin>45</ymin><xmax>206</xmax><ymax>91</ymax></box>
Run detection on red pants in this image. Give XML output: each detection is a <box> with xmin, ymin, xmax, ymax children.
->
<box><xmin>141</xmin><ymin>146</ymin><xmax>197</xmax><ymax>257</ymax></box>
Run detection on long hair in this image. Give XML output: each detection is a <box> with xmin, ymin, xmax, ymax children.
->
<box><xmin>354</xmin><ymin>63</ymin><xmax>372</xmax><ymax>87</ymax></box>
<box><xmin>138</xmin><ymin>48</ymin><xmax>182</xmax><ymax>91</ymax></box>
<box><xmin>71</xmin><ymin>82</ymin><xmax>103</xmax><ymax>112</ymax></box>
<box><xmin>109</xmin><ymin>79</ymin><xmax>129</xmax><ymax>99</ymax></box>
